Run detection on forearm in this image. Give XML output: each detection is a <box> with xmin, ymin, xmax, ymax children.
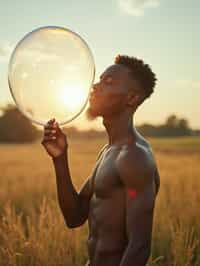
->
<box><xmin>52</xmin><ymin>152</ymin><xmax>84</xmax><ymax>228</ymax></box>
<box><xmin>120</xmin><ymin>242</ymin><xmax>150</xmax><ymax>266</ymax></box>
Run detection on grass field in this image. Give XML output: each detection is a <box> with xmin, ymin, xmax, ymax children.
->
<box><xmin>0</xmin><ymin>136</ymin><xmax>200</xmax><ymax>266</ymax></box>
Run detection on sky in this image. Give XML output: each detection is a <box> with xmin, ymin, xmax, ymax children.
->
<box><xmin>0</xmin><ymin>0</ymin><xmax>199</xmax><ymax>130</ymax></box>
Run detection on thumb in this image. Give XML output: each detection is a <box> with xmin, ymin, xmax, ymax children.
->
<box><xmin>54</xmin><ymin>121</ymin><xmax>63</xmax><ymax>135</ymax></box>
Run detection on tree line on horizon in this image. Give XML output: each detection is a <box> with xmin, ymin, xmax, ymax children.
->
<box><xmin>0</xmin><ymin>104</ymin><xmax>199</xmax><ymax>143</ymax></box>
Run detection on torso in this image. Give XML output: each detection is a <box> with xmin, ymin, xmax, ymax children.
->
<box><xmin>87</xmin><ymin>133</ymin><xmax>158</xmax><ymax>266</ymax></box>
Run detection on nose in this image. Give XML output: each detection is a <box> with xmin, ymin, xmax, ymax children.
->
<box><xmin>91</xmin><ymin>82</ymin><xmax>100</xmax><ymax>94</ymax></box>
<box><xmin>92</xmin><ymin>82</ymin><xmax>100</xmax><ymax>91</ymax></box>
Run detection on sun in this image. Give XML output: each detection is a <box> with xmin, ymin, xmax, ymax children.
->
<box><xmin>58</xmin><ymin>84</ymin><xmax>87</xmax><ymax>111</ymax></box>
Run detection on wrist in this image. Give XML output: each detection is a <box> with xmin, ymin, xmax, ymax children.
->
<box><xmin>52</xmin><ymin>149</ymin><xmax>67</xmax><ymax>162</ymax></box>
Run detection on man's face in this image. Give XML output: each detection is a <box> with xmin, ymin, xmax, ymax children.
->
<box><xmin>86</xmin><ymin>64</ymin><xmax>135</xmax><ymax>120</ymax></box>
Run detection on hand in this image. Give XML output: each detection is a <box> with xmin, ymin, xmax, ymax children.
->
<box><xmin>41</xmin><ymin>118</ymin><xmax>68</xmax><ymax>158</ymax></box>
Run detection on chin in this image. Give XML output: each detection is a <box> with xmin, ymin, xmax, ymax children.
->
<box><xmin>86</xmin><ymin>105</ymin><xmax>102</xmax><ymax>121</ymax></box>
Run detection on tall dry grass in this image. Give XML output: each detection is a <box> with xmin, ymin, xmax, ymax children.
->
<box><xmin>0</xmin><ymin>136</ymin><xmax>200</xmax><ymax>266</ymax></box>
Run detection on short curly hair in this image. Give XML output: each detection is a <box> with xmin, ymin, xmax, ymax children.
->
<box><xmin>115</xmin><ymin>55</ymin><xmax>157</xmax><ymax>105</ymax></box>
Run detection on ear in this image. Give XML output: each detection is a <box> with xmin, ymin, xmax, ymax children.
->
<box><xmin>127</xmin><ymin>92</ymin><xmax>140</xmax><ymax>107</ymax></box>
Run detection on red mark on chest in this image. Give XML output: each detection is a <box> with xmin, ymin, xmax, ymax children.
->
<box><xmin>127</xmin><ymin>188</ymin><xmax>137</xmax><ymax>199</ymax></box>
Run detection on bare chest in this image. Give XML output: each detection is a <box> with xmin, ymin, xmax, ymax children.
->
<box><xmin>93</xmin><ymin>149</ymin><xmax>122</xmax><ymax>198</ymax></box>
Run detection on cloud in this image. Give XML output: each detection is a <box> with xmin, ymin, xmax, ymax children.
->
<box><xmin>119</xmin><ymin>0</ymin><xmax>160</xmax><ymax>16</ymax></box>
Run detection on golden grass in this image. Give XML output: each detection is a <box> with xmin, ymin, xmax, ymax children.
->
<box><xmin>0</xmin><ymin>136</ymin><xmax>200</xmax><ymax>266</ymax></box>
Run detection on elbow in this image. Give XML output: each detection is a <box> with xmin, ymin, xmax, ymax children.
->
<box><xmin>59</xmin><ymin>204</ymin><xmax>88</xmax><ymax>229</ymax></box>
<box><xmin>66</xmin><ymin>222</ymin><xmax>78</xmax><ymax>229</ymax></box>
<box><xmin>64</xmin><ymin>217</ymin><xmax>85</xmax><ymax>229</ymax></box>
<box><xmin>64</xmin><ymin>218</ymin><xmax>79</xmax><ymax>229</ymax></box>
<box><xmin>59</xmin><ymin>206</ymin><xmax>80</xmax><ymax>228</ymax></box>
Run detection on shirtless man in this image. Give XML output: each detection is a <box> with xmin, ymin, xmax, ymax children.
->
<box><xmin>41</xmin><ymin>55</ymin><xmax>160</xmax><ymax>266</ymax></box>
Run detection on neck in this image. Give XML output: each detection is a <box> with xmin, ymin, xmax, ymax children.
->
<box><xmin>103</xmin><ymin>111</ymin><xmax>137</xmax><ymax>146</ymax></box>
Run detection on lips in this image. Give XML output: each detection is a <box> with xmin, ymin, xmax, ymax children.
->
<box><xmin>89</xmin><ymin>95</ymin><xmax>96</xmax><ymax>103</ymax></box>
<box><xmin>89</xmin><ymin>92</ymin><xmax>97</xmax><ymax>101</ymax></box>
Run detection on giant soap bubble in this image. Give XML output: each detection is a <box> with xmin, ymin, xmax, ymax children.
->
<box><xmin>8</xmin><ymin>26</ymin><xmax>95</xmax><ymax>125</ymax></box>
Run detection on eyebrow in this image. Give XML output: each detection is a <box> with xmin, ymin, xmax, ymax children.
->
<box><xmin>100</xmin><ymin>74</ymin><xmax>113</xmax><ymax>80</ymax></box>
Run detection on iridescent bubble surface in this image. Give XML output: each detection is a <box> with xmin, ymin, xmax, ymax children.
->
<box><xmin>8</xmin><ymin>26</ymin><xmax>95</xmax><ymax>125</ymax></box>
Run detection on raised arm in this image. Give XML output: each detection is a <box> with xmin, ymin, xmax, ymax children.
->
<box><xmin>116</xmin><ymin>146</ymin><xmax>156</xmax><ymax>266</ymax></box>
<box><xmin>41</xmin><ymin>119</ymin><xmax>107</xmax><ymax>228</ymax></box>
<box><xmin>41</xmin><ymin>119</ymin><xmax>93</xmax><ymax>228</ymax></box>
<box><xmin>52</xmin><ymin>152</ymin><xmax>93</xmax><ymax>228</ymax></box>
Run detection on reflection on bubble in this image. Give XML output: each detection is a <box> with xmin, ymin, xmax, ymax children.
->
<box><xmin>8</xmin><ymin>26</ymin><xmax>95</xmax><ymax>125</ymax></box>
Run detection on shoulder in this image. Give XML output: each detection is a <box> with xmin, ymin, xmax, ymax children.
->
<box><xmin>115</xmin><ymin>143</ymin><xmax>155</xmax><ymax>190</ymax></box>
<box><xmin>116</xmin><ymin>142</ymin><xmax>154</xmax><ymax>171</ymax></box>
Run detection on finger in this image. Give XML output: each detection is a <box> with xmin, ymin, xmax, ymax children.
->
<box><xmin>44</xmin><ymin>129</ymin><xmax>57</xmax><ymax>136</ymax></box>
<box><xmin>47</xmin><ymin>118</ymin><xmax>55</xmax><ymax>124</ymax></box>
<box><xmin>44</xmin><ymin>124</ymin><xmax>55</xmax><ymax>130</ymax></box>
<box><xmin>42</xmin><ymin>135</ymin><xmax>56</xmax><ymax>142</ymax></box>
<box><xmin>53</xmin><ymin>121</ymin><xmax>62</xmax><ymax>133</ymax></box>
<box><xmin>45</xmin><ymin>125</ymin><xmax>60</xmax><ymax>135</ymax></box>
<box><xmin>44</xmin><ymin>122</ymin><xmax>62</xmax><ymax>137</ymax></box>
<box><xmin>44</xmin><ymin>132</ymin><xmax>56</xmax><ymax>138</ymax></box>
<box><xmin>44</xmin><ymin>119</ymin><xmax>59</xmax><ymax>129</ymax></box>
<box><xmin>44</xmin><ymin>119</ymin><xmax>55</xmax><ymax>128</ymax></box>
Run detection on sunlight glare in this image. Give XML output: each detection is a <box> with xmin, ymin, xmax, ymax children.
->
<box><xmin>58</xmin><ymin>84</ymin><xmax>87</xmax><ymax>111</ymax></box>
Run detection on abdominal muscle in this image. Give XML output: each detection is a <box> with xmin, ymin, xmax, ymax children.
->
<box><xmin>87</xmin><ymin>190</ymin><xmax>127</xmax><ymax>266</ymax></box>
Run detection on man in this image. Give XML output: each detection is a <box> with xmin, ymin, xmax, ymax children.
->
<box><xmin>41</xmin><ymin>55</ymin><xmax>160</xmax><ymax>266</ymax></box>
